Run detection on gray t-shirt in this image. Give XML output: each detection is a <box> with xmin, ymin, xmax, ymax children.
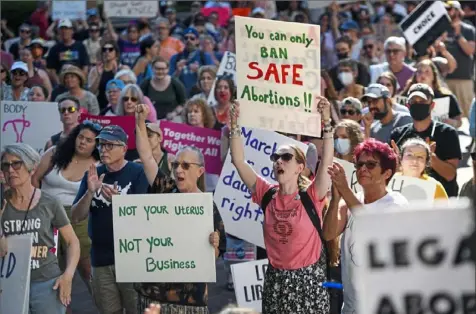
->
<box><xmin>1</xmin><ymin>191</ymin><xmax>70</xmax><ymax>282</ymax></box>
<box><xmin>370</xmin><ymin>110</ymin><xmax>412</xmax><ymax>143</ymax></box>
<box><xmin>445</xmin><ymin>21</ymin><xmax>475</xmax><ymax>80</ymax></box>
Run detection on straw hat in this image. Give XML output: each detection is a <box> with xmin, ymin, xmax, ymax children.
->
<box><xmin>60</xmin><ymin>65</ymin><xmax>85</xmax><ymax>87</ymax></box>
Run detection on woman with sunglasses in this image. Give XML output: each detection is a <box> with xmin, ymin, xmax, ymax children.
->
<box><xmin>1</xmin><ymin>143</ymin><xmax>80</xmax><ymax>314</ymax></box>
<box><xmin>229</xmin><ymin>97</ymin><xmax>334</xmax><ymax>313</ymax></box>
<box><xmin>2</xmin><ymin>61</ymin><xmax>30</xmax><ymax>101</ymax></box>
<box><xmin>32</xmin><ymin>121</ymin><xmax>102</xmax><ymax>302</ymax></box>
<box><xmin>134</xmin><ymin>103</ymin><xmax>226</xmax><ymax>314</ymax></box>
<box><xmin>20</xmin><ymin>47</ymin><xmax>52</xmax><ymax>100</ymax></box>
<box><xmin>44</xmin><ymin>96</ymin><xmax>81</xmax><ymax>152</ymax></box>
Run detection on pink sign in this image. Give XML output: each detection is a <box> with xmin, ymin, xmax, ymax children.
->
<box><xmin>201</xmin><ymin>7</ymin><xmax>231</xmax><ymax>27</ymax></box>
<box><xmin>159</xmin><ymin>121</ymin><xmax>222</xmax><ymax>175</ymax></box>
<box><xmin>80</xmin><ymin>114</ymin><xmax>136</xmax><ymax>149</ymax></box>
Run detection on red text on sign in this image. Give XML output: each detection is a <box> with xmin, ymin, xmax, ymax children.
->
<box><xmin>247</xmin><ymin>62</ymin><xmax>303</xmax><ymax>86</ymax></box>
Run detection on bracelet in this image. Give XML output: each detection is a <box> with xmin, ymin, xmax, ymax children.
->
<box><xmin>229</xmin><ymin>127</ymin><xmax>242</xmax><ymax>138</ymax></box>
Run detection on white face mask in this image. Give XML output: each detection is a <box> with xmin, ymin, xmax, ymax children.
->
<box><xmin>335</xmin><ymin>138</ymin><xmax>351</xmax><ymax>155</ymax></box>
<box><xmin>338</xmin><ymin>72</ymin><xmax>354</xmax><ymax>86</ymax></box>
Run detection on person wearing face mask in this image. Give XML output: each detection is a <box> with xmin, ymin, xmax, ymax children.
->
<box><xmin>336</xmin><ymin>59</ymin><xmax>363</xmax><ymax>101</ymax></box>
<box><xmin>334</xmin><ymin>119</ymin><xmax>364</xmax><ymax>163</ymax></box>
<box><xmin>329</xmin><ymin>36</ymin><xmax>370</xmax><ymax>91</ymax></box>
<box><xmin>390</xmin><ymin>83</ymin><xmax>462</xmax><ymax>197</ymax></box>
<box><xmin>363</xmin><ymin>83</ymin><xmax>412</xmax><ymax>143</ymax></box>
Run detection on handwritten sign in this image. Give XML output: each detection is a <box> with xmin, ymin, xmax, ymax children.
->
<box><xmin>104</xmin><ymin>1</ymin><xmax>159</xmax><ymax>18</ymax></box>
<box><xmin>235</xmin><ymin>16</ymin><xmax>321</xmax><ymax>137</ymax></box>
<box><xmin>52</xmin><ymin>0</ymin><xmax>86</xmax><ymax>20</ymax></box>
<box><xmin>388</xmin><ymin>175</ymin><xmax>436</xmax><ymax>204</ymax></box>
<box><xmin>112</xmin><ymin>193</ymin><xmax>216</xmax><ymax>283</ymax></box>
<box><xmin>214</xmin><ymin>127</ymin><xmax>308</xmax><ymax>248</ymax></box>
<box><xmin>353</xmin><ymin>200</ymin><xmax>475</xmax><ymax>314</ymax></box>
<box><xmin>159</xmin><ymin>121</ymin><xmax>222</xmax><ymax>175</ymax></box>
<box><xmin>80</xmin><ymin>114</ymin><xmax>135</xmax><ymax>149</ymax></box>
<box><xmin>231</xmin><ymin>259</ymin><xmax>269</xmax><ymax>312</ymax></box>
<box><xmin>208</xmin><ymin>51</ymin><xmax>237</xmax><ymax>107</ymax></box>
<box><xmin>0</xmin><ymin>234</ymin><xmax>33</xmax><ymax>314</ymax></box>
<box><xmin>395</xmin><ymin>95</ymin><xmax>408</xmax><ymax>106</ymax></box>
<box><xmin>432</xmin><ymin>97</ymin><xmax>450</xmax><ymax>120</ymax></box>
<box><xmin>0</xmin><ymin>101</ymin><xmax>62</xmax><ymax>155</ymax></box>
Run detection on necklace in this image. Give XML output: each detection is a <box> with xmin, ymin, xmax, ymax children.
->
<box><xmin>19</xmin><ymin>188</ymin><xmax>37</xmax><ymax>234</ymax></box>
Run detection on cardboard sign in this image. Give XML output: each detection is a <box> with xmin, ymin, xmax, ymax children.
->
<box><xmin>388</xmin><ymin>175</ymin><xmax>436</xmax><ymax>204</ymax></box>
<box><xmin>0</xmin><ymin>234</ymin><xmax>33</xmax><ymax>314</ymax></box>
<box><xmin>235</xmin><ymin>16</ymin><xmax>321</xmax><ymax>137</ymax></box>
<box><xmin>80</xmin><ymin>114</ymin><xmax>136</xmax><ymax>149</ymax></box>
<box><xmin>400</xmin><ymin>1</ymin><xmax>452</xmax><ymax>56</ymax></box>
<box><xmin>52</xmin><ymin>0</ymin><xmax>86</xmax><ymax>20</ymax></box>
<box><xmin>353</xmin><ymin>200</ymin><xmax>475</xmax><ymax>314</ymax></box>
<box><xmin>335</xmin><ymin>158</ymin><xmax>363</xmax><ymax>194</ymax></box>
<box><xmin>112</xmin><ymin>193</ymin><xmax>216</xmax><ymax>283</ymax></box>
<box><xmin>231</xmin><ymin>259</ymin><xmax>269</xmax><ymax>312</ymax></box>
<box><xmin>214</xmin><ymin>127</ymin><xmax>308</xmax><ymax>248</ymax></box>
<box><xmin>208</xmin><ymin>51</ymin><xmax>237</xmax><ymax>107</ymax></box>
<box><xmin>159</xmin><ymin>121</ymin><xmax>222</xmax><ymax>175</ymax></box>
<box><xmin>0</xmin><ymin>101</ymin><xmax>62</xmax><ymax>155</ymax></box>
<box><xmin>104</xmin><ymin>1</ymin><xmax>159</xmax><ymax>18</ymax></box>
<box><xmin>432</xmin><ymin>97</ymin><xmax>450</xmax><ymax>120</ymax></box>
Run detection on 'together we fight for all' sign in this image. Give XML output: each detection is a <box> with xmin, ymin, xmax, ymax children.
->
<box><xmin>235</xmin><ymin>17</ymin><xmax>321</xmax><ymax>137</ymax></box>
<box><xmin>112</xmin><ymin>193</ymin><xmax>216</xmax><ymax>283</ymax></box>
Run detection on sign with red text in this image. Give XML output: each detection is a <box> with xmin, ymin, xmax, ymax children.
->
<box><xmin>231</xmin><ymin>259</ymin><xmax>269</xmax><ymax>312</ymax></box>
<box><xmin>80</xmin><ymin>114</ymin><xmax>136</xmax><ymax>149</ymax></box>
<box><xmin>208</xmin><ymin>51</ymin><xmax>236</xmax><ymax>107</ymax></box>
<box><xmin>0</xmin><ymin>101</ymin><xmax>62</xmax><ymax>155</ymax></box>
<box><xmin>235</xmin><ymin>16</ymin><xmax>321</xmax><ymax>137</ymax></box>
<box><xmin>159</xmin><ymin>121</ymin><xmax>222</xmax><ymax>175</ymax></box>
<box><xmin>214</xmin><ymin>127</ymin><xmax>308</xmax><ymax>248</ymax></box>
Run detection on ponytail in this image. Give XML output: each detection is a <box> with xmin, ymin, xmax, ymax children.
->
<box><xmin>297</xmin><ymin>173</ymin><xmax>312</xmax><ymax>191</ymax></box>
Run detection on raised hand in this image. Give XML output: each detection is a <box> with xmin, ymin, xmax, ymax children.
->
<box><xmin>327</xmin><ymin>161</ymin><xmax>348</xmax><ymax>193</ymax></box>
<box><xmin>316</xmin><ymin>96</ymin><xmax>331</xmax><ymax>121</ymax></box>
<box><xmin>87</xmin><ymin>164</ymin><xmax>104</xmax><ymax>194</ymax></box>
<box><xmin>135</xmin><ymin>103</ymin><xmax>150</xmax><ymax>122</ymax></box>
<box><xmin>144</xmin><ymin>303</ymin><xmax>161</xmax><ymax>314</ymax></box>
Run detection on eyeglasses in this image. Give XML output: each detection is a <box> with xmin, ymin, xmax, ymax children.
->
<box><xmin>1</xmin><ymin>160</ymin><xmax>24</xmax><ymax>172</ymax></box>
<box><xmin>20</xmin><ymin>29</ymin><xmax>31</xmax><ymax>34</ymax></box>
<box><xmin>364</xmin><ymin>44</ymin><xmax>374</xmax><ymax>49</ymax></box>
<box><xmin>385</xmin><ymin>49</ymin><xmax>401</xmax><ymax>55</ymax></box>
<box><xmin>270</xmin><ymin>152</ymin><xmax>294</xmax><ymax>162</ymax></box>
<box><xmin>184</xmin><ymin>36</ymin><xmax>196</xmax><ymax>41</ymax></box>
<box><xmin>355</xmin><ymin>160</ymin><xmax>379</xmax><ymax>170</ymax></box>
<box><xmin>83</xmin><ymin>120</ymin><xmax>102</xmax><ymax>131</ymax></box>
<box><xmin>11</xmin><ymin>70</ymin><xmax>27</xmax><ymax>76</ymax></box>
<box><xmin>59</xmin><ymin>106</ymin><xmax>77</xmax><ymax>114</ymax></box>
<box><xmin>171</xmin><ymin>161</ymin><xmax>202</xmax><ymax>170</ymax></box>
<box><xmin>340</xmin><ymin>108</ymin><xmax>358</xmax><ymax>116</ymax></box>
<box><xmin>102</xmin><ymin>47</ymin><xmax>114</xmax><ymax>53</ymax></box>
<box><xmin>97</xmin><ymin>142</ymin><xmax>124</xmax><ymax>151</ymax></box>
<box><xmin>122</xmin><ymin>96</ymin><xmax>138</xmax><ymax>102</ymax></box>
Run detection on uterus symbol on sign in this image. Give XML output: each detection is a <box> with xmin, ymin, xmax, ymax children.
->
<box><xmin>2</xmin><ymin>113</ymin><xmax>31</xmax><ymax>143</ymax></box>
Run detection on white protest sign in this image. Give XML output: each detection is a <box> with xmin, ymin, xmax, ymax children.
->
<box><xmin>231</xmin><ymin>259</ymin><xmax>269</xmax><ymax>312</ymax></box>
<box><xmin>52</xmin><ymin>0</ymin><xmax>86</xmax><ymax>20</ymax></box>
<box><xmin>208</xmin><ymin>51</ymin><xmax>236</xmax><ymax>106</ymax></box>
<box><xmin>353</xmin><ymin>200</ymin><xmax>475</xmax><ymax>314</ymax></box>
<box><xmin>112</xmin><ymin>193</ymin><xmax>216</xmax><ymax>283</ymax></box>
<box><xmin>0</xmin><ymin>234</ymin><xmax>33</xmax><ymax>314</ymax></box>
<box><xmin>235</xmin><ymin>16</ymin><xmax>321</xmax><ymax>137</ymax></box>
<box><xmin>335</xmin><ymin>158</ymin><xmax>362</xmax><ymax>194</ymax></box>
<box><xmin>104</xmin><ymin>1</ymin><xmax>159</xmax><ymax>18</ymax></box>
<box><xmin>214</xmin><ymin>127</ymin><xmax>307</xmax><ymax>248</ymax></box>
<box><xmin>0</xmin><ymin>101</ymin><xmax>62</xmax><ymax>155</ymax></box>
<box><xmin>388</xmin><ymin>175</ymin><xmax>436</xmax><ymax>204</ymax></box>
<box><xmin>432</xmin><ymin>97</ymin><xmax>450</xmax><ymax>120</ymax></box>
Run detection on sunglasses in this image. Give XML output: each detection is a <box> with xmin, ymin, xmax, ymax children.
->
<box><xmin>340</xmin><ymin>108</ymin><xmax>358</xmax><ymax>116</ymax></box>
<box><xmin>1</xmin><ymin>160</ymin><xmax>23</xmax><ymax>172</ymax></box>
<box><xmin>11</xmin><ymin>70</ymin><xmax>27</xmax><ymax>76</ymax></box>
<box><xmin>171</xmin><ymin>161</ymin><xmax>202</xmax><ymax>170</ymax></box>
<box><xmin>270</xmin><ymin>152</ymin><xmax>294</xmax><ymax>163</ymax></box>
<box><xmin>20</xmin><ymin>29</ymin><xmax>31</xmax><ymax>34</ymax></box>
<box><xmin>83</xmin><ymin>120</ymin><xmax>102</xmax><ymax>131</ymax></box>
<box><xmin>102</xmin><ymin>47</ymin><xmax>114</xmax><ymax>53</ymax></box>
<box><xmin>355</xmin><ymin>161</ymin><xmax>379</xmax><ymax>170</ymax></box>
<box><xmin>385</xmin><ymin>49</ymin><xmax>401</xmax><ymax>55</ymax></box>
<box><xmin>122</xmin><ymin>96</ymin><xmax>138</xmax><ymax>102</ymax></box>
<box><xmin>97</xmin><ymin>142</ymin><xmax>124</xmax><ymax>151</ymax></box>
<box><xmin>184</xmin><ymin>36</ymin><xmax>196</xmax><ymax>41</ymax></box>
<box><xmin>59</xmin><ymin>106</ymin><xmax>77</xmax><ymax>114</ymax></box>
<box><xmin>364</xmin><ymin>44</ymin><xmax>374</xmax><ymax>49</ymax></box>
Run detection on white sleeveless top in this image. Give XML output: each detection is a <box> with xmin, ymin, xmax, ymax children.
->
<box><xmin>41</xmin><ymin>167</ymin><xmax>82</xmax><ymax>206</ymax></box>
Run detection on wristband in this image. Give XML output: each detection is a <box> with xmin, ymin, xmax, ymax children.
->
<box><xmin>229</xmin><ymin>127</ymin><xmax>242</xmax><ymax>138</ymax></box>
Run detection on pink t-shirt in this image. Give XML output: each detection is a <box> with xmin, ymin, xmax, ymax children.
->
<box><xmin>251</xmin><ymin>175</ymin><xmax>325</xmax><ymax>270</ymax></box>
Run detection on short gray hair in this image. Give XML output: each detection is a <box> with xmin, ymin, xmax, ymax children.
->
<box><xmin>176</xmin><ymin>146</ymin><xmax>205</xmax><ymax>166</ymax></box>
<box><xmin>154</xmin><ymin>17</ymin><xmax>169</xmax><ymax>28</ymax></box>
<box><xmin>1</xmin><ymin>143</ymin><xmax>40</xmax><ymax>172</ymax></box>
<box><xmin>115</xmin><ymin>84</ymin><xmax>144</xmax><ymax>116</ymax></box>
<box><xmin>115</xmin><ymin>69</ymin><xmax>137</xmax><ymax>84</ymax></box>
<box><xmin>384</xmin><ymin>36</ymin><xmax>406</xmax><ymax>52</ymax></box>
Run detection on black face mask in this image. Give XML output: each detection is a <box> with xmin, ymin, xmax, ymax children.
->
<box><xmin>409</xmin><ymin>103</ymin><xmax>431</xmax><ymax>121</ymax></box>
<box><xmin>337</xmin><ymin>52</ymin><xmax>349</xmax><ymax>60</ymax></box>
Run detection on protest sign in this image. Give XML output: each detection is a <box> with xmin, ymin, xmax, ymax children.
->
<box><xmin>0</xmin><ymin>234</ymin><xmax>33</xmax><ymax>314</ymax></box>
<box><xmin>201</xmin><ymin>7</ymin><xmax>231</xmax><ymax>27</ymax></box>
<box><xmin>112</xmin><ymin>193</ymin><xmax>216</xmax><ymax>283</ymax></box>
<box><xmin>400</xmin><ymin>1</ymin><xmax>452</xmax><ymax>56</ymax></box>
<box><xmin>159</xmin><ymin>120</ymin><xmax>222</xmax><ymax>175</ymax></box>
<box><xmin>231</xmin><ymin>259</ymin><xmax>269</xmax><ymax>312</ymax></box>
<box><xmin>388</xmin><ymin>175</ymin><xmax>437</xmax><ymax>204</ymax></box>
<box><xmin>214</xmin><ymin>127</ymin><xmax>307</xmax><ymax>248</ymax></box>
<box><xmin>208</xmin><ymin>51</ymin><xmax>237</xmax><ymax>106</ymax></box>
<box><xmin>104</xmin><ymin>1</ymin><xmax>159</xmax><ymax>18</ymax></box>
<box><xmin>235</xmin><ymin>17</ymin><xmax>321</xmax><ymax>137</ymax></box>
<box><xmin>0</xmin><ymin>101</ymin><xmax>62</xmax><ymax>155</ymax></box>
<box><xmin>395</xmin><ymin>95</ymin><xmax>408</xmax><ymax>106</ymax></box>
<box><xmin>335</xmin><ymin>158</ymin><xmax>363</xmax><ymax>194</ymax></box>
<box><xmin>432</xmin><ymin>97</ymin><xmax>450</xmax><ymax>120</ymax></box>
<box><xmin>353</xmin><ymin>200</ymin><xmax>475</xmax><ymax>314</ymax></box>
<box><xmin>52</xmin><ymin>0</ymin><xmax>86</xmax><ymax>20</ymax></box>
<box><xmin>80</xmin><ymin>114</ymin><xmax>135</xmax><ymax>149</ymax></box>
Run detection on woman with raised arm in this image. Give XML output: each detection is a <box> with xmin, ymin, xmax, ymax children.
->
<box><xmin>229</xmin><ymin>97</ymin><xmax>334</xmax><ymax>314</ymax></box>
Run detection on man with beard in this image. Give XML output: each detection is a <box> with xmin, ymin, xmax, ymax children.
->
<box><xmin>363</xmin><ymin>83</ymin><xmax>412</xmax><ymax>143</ymax></box>
<box><xmin>390</xmin><ymin>83</ymin><xmax>462</xmax><ymax>197</ymax></box>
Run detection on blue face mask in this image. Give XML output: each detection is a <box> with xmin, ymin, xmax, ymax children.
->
<box><xmin>335</xmin><ymin>138</ymin><xmax>351</xmax><ymax>155</ymax></box>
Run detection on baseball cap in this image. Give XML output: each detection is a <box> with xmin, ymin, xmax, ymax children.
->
<box><xmin>251</xmin><ymin>7</ymin><xmax>266</xmax><ymax>17</ymax></box>
<box><xmin>407</xmin><ymin>83</ymin><xmax>435</xmax><ymax>101</ymax></box>
<box><xmin>340</xmin><ymin>20</ymin><xmax>359</xmax><ymax>31</ymax></box>
<box><xmin>444</xmin><ymin>1</ymin><xmax>463</xmax><ymax>11</ymax></box>
<box><xmin>28</xmin><ymin>38</ymin><xmax>47</xmax><ymax>48</ymax></box>
<box><xmin>106</xmin><ymin>79</ymin><xmax>125</xmax><ymax>92</ymax></box>
<box><xmin>183</xmin><ymin>27</ymin><xmax>199</xmax><ymax>39</ymax></box>
<box><xmin>361</xmin><ymin>84</ymin><xmax>390</xmax><ymax>101</ymax></box>
<box><xmin>58</xmin><ymin>19</ymin><xmax>73</xmax><ymax>29</ymax></box>
<box><xmin>145</xmin><ymin>122</ymin><xmax>162</xmax><ymax>136</ymax></box>
<box><xmin>87</xmin><ymin>8</ymin><xmax>98</xmax><ymax>17</ymax></box>
<box><xmin>11</xmin><ymin>61</ymin><xmax>29</xmax><ymax>74</ymax></box>
<box><xmin>341</xmin><ymin>97</ymin><xmax>362</xmax><ymax>111</ymax></box>
<box><xmin>96</xmin><ymin>125</ymin><xmax>128</xmax><ymax>145</ymax></box>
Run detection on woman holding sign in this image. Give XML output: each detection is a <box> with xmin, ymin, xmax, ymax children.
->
<box><xmin>229</xmin><ymin>98</ymin><xmax>334</xmax><ymax>313</ymax></box>
<box><xmin>134</xmin><ymin>103</ymin><xmax>226</xmax><ymax>314</ymax></box>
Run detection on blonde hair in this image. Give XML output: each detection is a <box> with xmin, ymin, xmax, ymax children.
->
<box><xmin>289</xmin><ymin>144</ymin><xmax>312</xmax><ymax>190</ymax></box>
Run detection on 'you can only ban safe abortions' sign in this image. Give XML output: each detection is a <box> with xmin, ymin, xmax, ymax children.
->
<box><xmin>112</xmin><ymin>193</ymin><xmax>216</xmax><ymax>283</ymax></box>
<box><xmin>235</xmin><ymin>16</ymin><xmax>321</xmax><ymax>137</ymax></box>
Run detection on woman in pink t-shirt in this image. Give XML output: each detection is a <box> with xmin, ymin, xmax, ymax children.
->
<box><xmin>228</xmin><ymin>98</ymin><xmax>334</xmax><ymax>314</ymax></box>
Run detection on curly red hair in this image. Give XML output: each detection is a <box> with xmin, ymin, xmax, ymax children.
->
<box><xmin>353</xmin><ymin>138</ymin><xmax>398</xmax><ymax>184</ymax></box>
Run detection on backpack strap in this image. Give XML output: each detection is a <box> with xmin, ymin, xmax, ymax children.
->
<box><xmin>261</xmin><ymin>187</ymin><xmax>277</xmax><ymax>214</ymax></box>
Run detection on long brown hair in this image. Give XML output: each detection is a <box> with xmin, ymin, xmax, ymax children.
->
<box><xmin>401</xmin><ymin>59</ymin><xmax>452</xmax><ymax>96</ymax></box>
<box><xmin>289</xmin><ymin>144</ymin><xmax>312</xmax><ymax>191</ymax></box>
<box><xmin>183</xmin><ymin>98</ymin><xmax>216</xmax><ymax>129</ymax></box>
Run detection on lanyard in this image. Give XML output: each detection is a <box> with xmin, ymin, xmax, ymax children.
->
<box><xmin>19</xmin><ymin>188</ymin><xmax>37</xmax><ymax>235</ymax></box>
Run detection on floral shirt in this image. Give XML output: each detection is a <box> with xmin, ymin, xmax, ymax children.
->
<box><xmin>134</xmin><ymin>170</ymin><xmax>226</xmax><ymax>307</ymax></box>
<box><xmin>2</xmin><ymin>85</ymin><xmax>30</xmax><ymax>101</ymax></box>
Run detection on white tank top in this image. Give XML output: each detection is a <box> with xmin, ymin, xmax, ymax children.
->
<box><xmin>41</xmin><ymin>167</ymin><xmax>82</xmax><ymax>206</ymax></box>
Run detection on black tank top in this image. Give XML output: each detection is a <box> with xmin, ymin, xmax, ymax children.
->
<box><xmin>98</xmin><ymin>69</ymin><xmax>115</xmax><ymax>110</ymax></box>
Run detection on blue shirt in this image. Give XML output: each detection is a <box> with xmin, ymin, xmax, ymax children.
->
<box><xmin>73</xmin><ymin>162</ymin><xmax>149</xmax><ymax>267</ymax></box>
<box><xmin>169</xmin><ymin>50</ymin><xmax>214</xmax><ymax>97</ymax></box>
<box><xmin>470</xmin><ymin>98</ymin><xmax>475</xmax><ymax>138</ymax></box>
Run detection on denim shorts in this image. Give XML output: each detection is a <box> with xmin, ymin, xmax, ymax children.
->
<box><xmin>30</xmin><ymin>277</ymin><xmax>66</xmax><ymax>314</ymax></box>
